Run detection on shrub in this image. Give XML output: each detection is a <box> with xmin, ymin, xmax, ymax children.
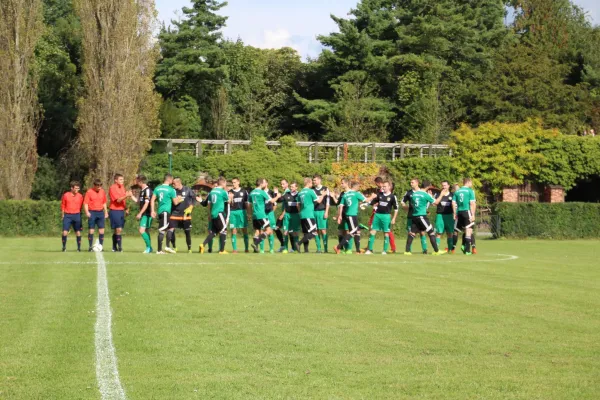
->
<box><xmin>493</xmin><ymin>202</ymin><xmax>600</xmax><ymax>239</ymax></box>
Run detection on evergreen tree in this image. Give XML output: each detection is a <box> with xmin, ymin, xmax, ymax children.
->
<box><xmin>155</xmin><ymin>0</ymin><xmax>228</xmax><ymax>137</ymax></box>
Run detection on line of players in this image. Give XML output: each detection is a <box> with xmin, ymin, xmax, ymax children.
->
<box><xmin>60</xmin><ymin>173</ymin><xmax>477</xmax><ymax>255</ymax></box>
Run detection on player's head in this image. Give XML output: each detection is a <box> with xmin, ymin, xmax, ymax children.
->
<box><xmin>410</xmin><ymin>178</ymin><xmax>420</xmax><ymax>190</ymax></box>
<box><xmin>453</xmin><ymin>183</ymin><xmax>460</xmax><ymax>192</ymax></box>
<box><xmin>312</xmin><ymin>175</ymin><xmax>322</xmax><ymax>186</ymax></box>
<box><xmin>304</xmin><ymin>177</ymin><xmax>312</xmax><ymax>188</ymax></box>
<box><xmin>463</xmin><ymin>178</ymin><xmax>473</xmax><ymax>188</ymax></box>
<box><xmin>163</xmin><ymin>173</ymin><xmax>173</xmax><ymax>185</ymax></box>
<box><xmin>340</xmin><ymin>178</ymin><xmax>349</xmax><ymax>190</ymax></box>
<box><xmin>93</xmin><ymin>178</ymin><xmax>102</xmax><ymax>191</ymax></box>
<box><xmin>290</xmin><ymin>182</ymin><xmax>298</xmax><ymax>192</ymax></box>
<box><xmin>441</xmin><ymin>180</ymin><xmax>450</xmax><ymax>191</ymax></box>
<box><xmin>374</xmin><ymin>176</ymin><xmax>384</xmax><ymax>188</ymax></box>
<box><xmin>172</xmin><ymin>177</ymin><xmax>183</xmax><ymax>189</ymax></box>
<box><xmin>70</xmin><ymin>181</ymin><xmax>80</xmax><ymax>193</ymax></box>
<box><xmin>136</xmin><ymin>175</ymin><xmax>147</xmax><ymax>186</ymax></box>
<box><xmin>256</xmin><ymin>178</ymin><xmax>266</xmax><ymax>188</ymax></box>
<box><xmin>382</xmin><ymin>181</ymin><xmax>391</xmax><ymax>193</ymax></box>
<box><xmin>350</xmin><ymin>181</ymin><xmax>360</xmax><ymax>190</ymax></box>
<box><xmin>422</xmin><ymin>181</ymin><xmax>431</xmax><ymax>190</ymax></box>
<box><xmin>232</xmin><ymin>177</ymin><xmax>240</xmax><ymax>189</ymax></box>
<box><xmin>280</xmin><ymin>179</ymin><xmax>289</xmax><ymax>190</ymax></box>
<box><xmin>113</xmin><ymin>173</ymin><xmax>124</xmax><ymax>186</ymax></box>
<box><xmin>218</xmin><ymin>177</ymin><xmax>227</xmax><ymax>188</ymax></box>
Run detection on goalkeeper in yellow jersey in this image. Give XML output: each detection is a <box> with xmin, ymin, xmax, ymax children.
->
<box><xmin>168</xmin><ymin>177</ymin><xmax>198</xmax><ymax>253</ymax></box>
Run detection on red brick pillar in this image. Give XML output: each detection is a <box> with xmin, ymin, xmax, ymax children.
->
<box><xmin>502</xmin><ymin>187</ymin><xmax>519</xmax><ymax>202</ymax></box>
<box><xmin>544</xmin><ymin>185</ymin><xmax>565</xmax><ymax>203</ymax></box>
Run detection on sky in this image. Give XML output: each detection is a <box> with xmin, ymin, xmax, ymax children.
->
<box><xmin>155</xmin><ymin>0</ymin><xmax>600</xmax><ymax>60</ymax></box>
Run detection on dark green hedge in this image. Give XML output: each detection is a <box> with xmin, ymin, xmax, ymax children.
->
<box><xmin>494</xmin><ymin>202</ymin><xmax>600</xmax><ymax>239</ymax></box>
<box><xmin>0</xmin><ymin>200</ymin><xmax>420</xmax><ymax>237</ymax></box>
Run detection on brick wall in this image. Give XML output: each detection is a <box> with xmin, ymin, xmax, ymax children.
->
<box><xmin>502</xmin><ymin>187</ymin><xmax>519</xmax><ymax>202</ymax></box>
<box><xmin>544</xmin><ymin>185</ymin><xmax>565</xmax><ymax>203</ymax></box>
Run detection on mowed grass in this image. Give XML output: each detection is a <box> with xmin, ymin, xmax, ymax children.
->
<box><xmin>1</xmin><ymin>238</ymin><xmax>600</xmax><ymax>399</ymax></box>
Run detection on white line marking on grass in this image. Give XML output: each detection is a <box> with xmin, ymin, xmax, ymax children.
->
<box><xmin>94</xmin><ymin>251</ymin><xmax>127</xmax><ymax>400</ymax></box>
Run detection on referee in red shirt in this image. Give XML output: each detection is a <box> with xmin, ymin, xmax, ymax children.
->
<box><xmin>108</xmin><ymin>173</ymin><xmax>133</xmax><ymax>252</ymax></box>
<box><xmin>61</xmin><ymin>181</ymin><xmax>84</xmax><ymax>251</ymax></box>
<box><xmin>84</xmin><ymin>178</ymin><xmax>108</xmax><ymax>251</ymax></box>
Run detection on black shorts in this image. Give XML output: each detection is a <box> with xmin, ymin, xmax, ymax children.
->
<box><xmin>109</xmin><ymin>210</ymin><xmax>125</xmax><ymax>229</ymax></box>
<box><xmin>455</xmin><ymin>211</ymin><xmax>474</xmax><ymax>232</ymax></box>
<box><xmin>276</xmin><ymin>217</ymin><xmax>284</xmax><ymax>229</ymax></box>
<box><xmin>158</xmin><ymin>212</ymin><xmax>171</xmax><ymax>232</ymax></box>
<box><xmin>212</xmin><ymin>213</ymin><xmax>228</xmax><ymax>234</ymax></box>
<box><xmin>301</xmin><ymin>218</ymin><xmax>317</xmax><ymax>234</ymax></box>
<box><xmin>411</xmin><ymin>215</ymin><xmax>435</xmax><ymax>234</ymax></box>
<box><xmin>252</xmin><ymin>218</ymin><xmax>270</xmax><ymax>231</ymax></box>
<box><xmin>344</xmin><ymin>215</ymin><xmax>360</xmax><ymax>234</ymax></box>
<box><xmin>169</xmin><ymin>216</ymin><xmax>192</xmax><ymax>230</ymax></box>
<box><xmin>62</xmin><ymin>213</ymin><xmax>82</xmax><ymax>232</ymax></box>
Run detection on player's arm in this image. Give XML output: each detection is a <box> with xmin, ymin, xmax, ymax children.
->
<box><xmin>84</xmin><ymin>193</ymin><xmax>91</xmax><ymax>218</ymax></box>
<box><xmin>103</xmin><ymin>194</ymin><xmax>109</xmax><ymax>218</ymax></box>
<box><xmin>470</xmin><ymin>191</ymin><xmax>477</xmax><ymax>221</ymax></box>
<box><xmin>150</xmin><ymin>193</ymin><xmax>157</xmax><ymax>218</ymax></box>
<box><xmin>401</xmin><ymin>192</ymin><xmax>410</xmax><ymax>211</ymax></box>
<box><xmin>137</xmin><ymin>194</ymin><xmax>150</xmax><ymax>220</ymax></box>
<box><xmin>324</xmin><ymin>189</ymin><xmax>330</xmax><ymax>218</ymax></box>
<box><xmin>452</xmin><ymin>199</ymin><xmax>458</xmax><ymax>220</ymax></box>
<box><xmin>61</xmin><ymin>194</ymin><xmax>66</xmax><ymax>219</ymax></box>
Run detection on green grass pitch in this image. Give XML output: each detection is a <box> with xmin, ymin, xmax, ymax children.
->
<box><xmin>1</xmin><ymin>237</ymin><xmax>599</xmax><ymax>399</ymax></box>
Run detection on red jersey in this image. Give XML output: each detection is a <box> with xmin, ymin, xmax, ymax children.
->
<box><xmin>109</xmin><ymin>184</ymin><xmax>127</xmax><ymax>210</ymax></box>
<box><xmin>61</xmin><ymin>192</ymin><xmax>83</xmax><ymax>214</ymax></box>
<box><xmin>84</xmin><ymin>188</ymin><xmax>107</xmax><ymax>211</ymax></box>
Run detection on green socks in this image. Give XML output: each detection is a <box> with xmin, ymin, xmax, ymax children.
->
<box><xmin>323</xmin><ymin>234</ymin><xmax>328</xmax><ymax>252</ymax></box>
<box><xmin>420</xmin><ymin>235</ymin><xmax>427</xmax><ymax>251</ymax></box>
<box><xmin>368</xmin><ymin>234</ymin><xmax>376</xmax><ymax>251</ymax></box>
<box><xmin>436</xmin><ymin>237</ymin><xmax>441</xmax><ymax>248</ymax></box>
<box><xmin>383</xmin><ymin>236</ymin><xmax>389</xmax><ymax>252</ymax></box>
<box><xmin>268</xmin><ymin>234</ymin><xmax>274</xmax><ymax>251</ymax></box>
<box><xmin>243</xmin><ymin>234</ymin><xmax>249</xmax><ymax>251</ymax></box>
<box><xmin>447</xmin><ymin>237</ymin><xmax>453</xmax><ymax>251</ymax></box>
<box><xmin>232</xmin><ymin>234</ymin><xmax>237</xmax><ymax>251</ymax></box>
<box><xmin>141</xmin><ymin>232</ymin><xmax>151</xmax><ymax>248</ymax></box>
<box><xmin>315</xmin><ymin>235</ymin><xmax>322</xmax><ymax>251</ymax></box>
<box><xmin>284</xmin><ymin>235</ymin><xmax>289</xmax><ymax>250</ymax></box>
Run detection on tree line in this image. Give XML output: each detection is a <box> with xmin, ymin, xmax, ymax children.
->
<box><xmin>1</xmin><ymin>0</ymin><xmax>600</xmax><ymax>200</ymax></box>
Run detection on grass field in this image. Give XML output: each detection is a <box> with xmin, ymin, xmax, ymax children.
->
<box><xmin>1</xmin><ymin>237</ymin><xmax>599</xmax><ymax>399</ymax></box>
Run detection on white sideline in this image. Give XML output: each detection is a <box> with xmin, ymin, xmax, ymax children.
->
<box><xmin>95</xmin><ymin>251</ymin><xmax>127</xmax><ymax>400</ymax></box>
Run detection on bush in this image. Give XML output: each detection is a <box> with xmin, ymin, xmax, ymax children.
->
<box><xmin>387</xmin><ymin>157</ymin><xmax>460</xmax><ymax>193</ymax></box>
<box><xmin>493</xmin><ymin>202</ymin><xmax>600</xmax><ymax>239</ymax></box>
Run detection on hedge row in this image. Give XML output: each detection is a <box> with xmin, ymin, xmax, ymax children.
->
<box><xmin>0</xmin><ymin>200</ymin><xmax>419</xmax><ymax>237</ymax></box>
<box><xmin>493</xmin><ymin>202</ymin><xmax>600</xmax><ymax>239</ymax></box>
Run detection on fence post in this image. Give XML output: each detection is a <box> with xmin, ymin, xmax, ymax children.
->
<box><xmin>336</xmin><ymin>146</ymin><xmax>341</xmax><ymax>162</ymax></box>
<box><xmin>309</xmin><ymin>145</ymin><xmax>313</xmax><ymax>163</ymax></box>
<box><xmin>371</xmin><ymin>143</ymin><xmax>376</xmax><ymax>163</ymax></box>
<box><xmin>315</xmin><ymin>143</ymin><xmax>319</xmax><ymax>163</ymax></box>
<box><xmin>364</xmin><ymin>146</ymin><xmax>368</xmax><ymax>163</ymax></box>
<box><xmin>400</xmin><ymin>145</ymin><xmax>405</xmax><ymax>159</ymax></box>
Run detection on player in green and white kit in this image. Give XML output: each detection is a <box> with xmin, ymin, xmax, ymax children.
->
<box><xmin>199</xmin><ymin>177</ymin><xmax>230</xmax><ymax>254</ymax></box>
<box><xmin>334</xmin><ymin>181</ymin><xmax>367</xmax><ymax>254</ymax></box>
<box><xmin>150</xmin><ymin>174</ymin><xmax>182</xmax><ymax>254</ymax></box>
<box><xmin>132</xmin><ymin>175</ymin><xmax>153</xmax><ymax>253</ymax></box>
<box><xmin>452</xmin><ymin>178</ymin><xmax>477</xmax><ymax>255</ymax></box>
<box><xmin>249</xmin><ymin>178</ymin><xmax>280</xmax><ymax>253</ymax></box>
<box><xmin>295</xmin><ymin>177</ymin><xmax>325</xmax><ymax>253</ymax></box>
<box><xmin>404</xmin><ymin>178</ymin><xmax>442</xmax><ymax>255</ymax></box>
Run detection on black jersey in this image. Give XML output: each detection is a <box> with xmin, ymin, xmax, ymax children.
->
<box><xmin>282</xmin><ymin>190</ymin><xmax>299</xmax><ymax>214</ymax></box>
<box><xmin>313</xmin><ymin>185</ymin><xmax>329</xmax><ymax>211</ymax></box>
<box><xmin>138</xmin><ymin>186</ymin><xmax>152</xmax><ymax>216</ymax></box>
<box><xmin>435</xmin><ymin>192</ymin><xmax>454</xmax><ymax>214</ymax></box>
<box><xmin>402</xmin><ymin>190</ymin><xmax>415</xmax><ymax>218</ymax></box>
<box><xmin>264</xmin><ymin>190</ymin><xmax>275</xmax><ymax>213</ymax></box>
<box><xmin>229</xmin><ymin>188</ymin><xmax>248</xmax><ymax>211</ymax></box>
<box><xmin>372</xmin><ymin>192</ymin><xmax>399</xmax><ymax>214</ymax></box>
<box><xmin>335</xmin><ymin>191</ymin><xmax>347</xmax><ymax>217</ymax></box>
<box><xmin>172</xmin><ymin>186</ymin><xmax>196</xmax><ymax>217</ymax></box>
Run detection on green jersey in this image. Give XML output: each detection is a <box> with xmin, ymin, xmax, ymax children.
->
<box><xmin>454</xmin><ymin>186</ymin><xmax>476</xmax><ymax>212</ymax></box>
<box><xmin>154</xmin><ymin>184</ymin><xmax>177</xmax><ymax>214</ymax></box>
<box><xmin>249</xmin><ymin>188</ymin><xmax>270</xmax><ymax>220</ymax></box>
<box><xmin>410</xmin><ymin>190</ymin><xmax>435</xmax><ymax>217</ymax></box>
<box><xmin>342</xmin><ymin>190</ymin><xmax>366</xmax><ymax>217</ymax></box>
<box><xmin>208</xmin><ymin>187</ymin><xmax>229</xmax><ymax>218</ymax></box>
<box><xmin>298</xmin><ymin>188</ymin><xmax>318</xmax><ymax>219</ymax></box>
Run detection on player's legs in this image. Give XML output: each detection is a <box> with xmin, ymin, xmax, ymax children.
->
<box><xmin>61</xmin><ymin>216</ymin><xmax>74</xmax><ymax>251</ymax></box>
<box><xmin>405</xmin><ymin>218</ymin><xmax>420</xmax><ymax>254</ymax></box>
<box><xmin>231</xmin><ymin>227</ymin><xmax>238</xmax><ymax>251</ymax></box>
<box><xmin>184</xmin><ymin>220</ymin><xmax>193</xmax><ymax>252</ymax></box>
<box><xmin>335</xmin><ymin>217</ymin><xmax>358</xmax><ymax>253</ymax></box>
<box><xmin>74</xmin><ymin>216</ymin><xmax>82</xmax><ymax>251</ymax></box>
<box><xmin>156</xmin><ymin>212</ymin><xmax>170</xmax><ymax>253</ymax></box>
<box><xmin>418</xmin><ymin>216</ymin><xmax>439</xmax><ymax>253</ymax></box>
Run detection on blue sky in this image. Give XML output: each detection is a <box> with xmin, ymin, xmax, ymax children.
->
<box><xmin>155</xmin><ymin>0</ymin><xmax>600</xmax><ymax>60</ymax></box>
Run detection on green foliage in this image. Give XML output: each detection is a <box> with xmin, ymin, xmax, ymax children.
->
<box><xmin>537</xmin><ymin>135</ymin><xmax>600</xmax><ymax>190</ymax></box>
<box><xmin>199</xmin><ymin>136</ymin><xmax>329</xmax><ymax>188</ymax></box>
<box><xmin>31</xmin><ymin>156</ymin><xmax>65</xmax><ymax>200</ymax></box>
<box><xmin>387</xmin><ymin>157</ymin><xmax>460</xmax><ymax>193</ymax></box>
<box><xmin>159</xmin><ymin>96</ymin><xmax>202</xmax><ymax>138</ymax></box>
<box><xmin>494</xmin><ymin>202</ymin><xmax>600</xmax><ymax>238</ymax></box>
<box><xmin>140</xmin><ymin>153</ymin><xmax>204</xmax><ymax>187</ymax></box>
<box><xmin>450</xmin><ymin>120</ymin><xmax>553</xmax><ymax>193</ymax></box>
